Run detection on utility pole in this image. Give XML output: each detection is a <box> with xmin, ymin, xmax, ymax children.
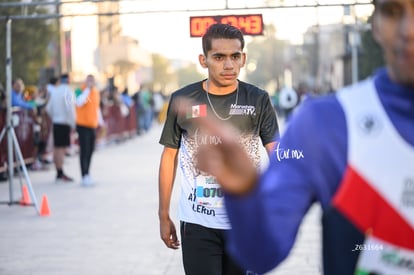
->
<box><xmin>55</xmin><ymin>0</ymin><xmax>62</xmax><ymax>75</ymax></box>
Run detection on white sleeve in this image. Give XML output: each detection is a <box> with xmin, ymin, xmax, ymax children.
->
<box><xmin>76</xmin><ymin>88</ymin><xmax>91</xmax><ymax>107</ymax></box>
<box><xmin>66</xmin><ymin>88</ymin><xmax>77</xmax><ymax>128</ymax></box>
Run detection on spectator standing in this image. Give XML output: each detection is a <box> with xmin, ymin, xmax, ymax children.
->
<box><xmin>121</xmin><ymin>88</ymin><xmax>133</xmax><ymax>108</ymax></box>
<box><xmin>25</xmin><ymin>85</ymin><xmax>49</xmax><ymax>171</ymax></box>
<box><xmin>118</xmin><ymin>88</ymin><xmax>132</xmax><ymax>118</ymax></box>
<box><xmin>11</xmin><ymin>78</ymin><xmax>34</xmax><ymax>110</ymax></box>
<box><xmin>46</xmin><ymin>74</ymin><xmax>76</xmax><ymax>182</ymax></box>
<box><xmin>158</xmin><ymin>23</ymin><xmax>279</xmax><ymax>275</ymax></box>
<box><xmin>132</xmin><ymin>89</ymin><xmax>143</xmax><ymax>134</ymax></box>
<box><xmin>138</xmin><ymin>86</ymin><xmax>153</xmax><ymax>133</ymax></box>
<box><xmin>43</xmin><ymin>77</ymin><xmax>60</xmax><ymax>164</ymax></box>
<box><xmin>151</xmin><ymin>91</ymin><xmax>164</xmax><ymax>123</ymax></box>
<box><xmin>75</xmin><ymin>74</ymin><xmax>102</xmax><ymax>187</ymax></box>
<box><xmin>10</xmin><ymin>78</ymin><xmax>41</xmax><ymax>171</ymax></box>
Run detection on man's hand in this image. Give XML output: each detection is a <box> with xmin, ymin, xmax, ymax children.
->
<box><xmin>159</xmin><ymin>217</ymin><xmax>180</xmax><ymax>249</ymax></box>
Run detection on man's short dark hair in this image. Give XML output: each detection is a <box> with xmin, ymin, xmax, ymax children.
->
<box><xmin>202</xmin><ymin>23</ymin><xmax>245</xmax><ymax>55</ymax></box>
<box><xmin>49</xmin><ymin>76</ymin><xmax>58</xmax><ymax>85</ymax></box>
<box><xmin>60</xmin><ymin>73</ymin><xmax>69</xmax><ymax>84</ymax></box>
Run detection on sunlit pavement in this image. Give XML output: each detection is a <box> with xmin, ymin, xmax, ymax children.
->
<box><xmin>0</xmin><ymin>123</ymin><xmax>321</xmax><ymax>275</ymax></box>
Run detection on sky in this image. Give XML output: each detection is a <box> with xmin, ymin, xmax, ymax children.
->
<box><xmin>119</xmin><ymin>0</ymin><xmax>374</xmax><ymax>62</ymax></box>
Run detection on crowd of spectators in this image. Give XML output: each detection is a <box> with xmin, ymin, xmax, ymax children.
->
<box><xmin>0</xmin><ymin>76</ymin><xmax>168</xmax><ymax>181</ymax></box>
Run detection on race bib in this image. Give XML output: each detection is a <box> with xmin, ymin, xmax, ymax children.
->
<box><xmin>355</xmin><ymin>236</ymin><xmax>414</xmax><ymax>275</ymax></box>
<box><xmin>195</xmin><ymin>175</ymin><xmax>224</xmax><ymax>208</ymax></box>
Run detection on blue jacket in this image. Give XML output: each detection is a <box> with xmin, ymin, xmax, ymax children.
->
<box><xmin>223</xmin><ymin>67</ymin><xmax>414</xmax><ymax>274</ymax></box>
<box><xmin>11</xmin><ymin>90</ymin><xmax>34</xmax><ymax>110</ymax></box>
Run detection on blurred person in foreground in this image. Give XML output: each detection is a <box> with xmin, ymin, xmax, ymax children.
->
<box><xmin>46</xmin><ymin>74</ymin><xmax>76</xmax><ymax>182</ymax></box>
<box><xmin>75</xmin><ymin>74</ymin><xmax>102</xmax><ymax>187</ymax></box>
<box><xmin>190</xmin><ymin>1</ymin><xmax>414</xmax><ymax>274</ymax></box>
<box><xmin>158</xmin><ymin>23</ymin><xmax>279</xmax><ymax>275</ymax></box>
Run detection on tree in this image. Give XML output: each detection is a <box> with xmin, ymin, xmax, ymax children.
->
<box><xmin>244</xmin><ymin>24</ymin><xmax>288</xmax><ymax>90</ymax></box>
<box><xmin>176</xmin><ymin>63</ymin><xmax>205</xmax><ymax>88</ymax></box>
<box><xmin>151</xmin><ymin>53</ymin><xmax>176</xmax><ymax>91</ymax></box>
<box><xmin>0</xmin><ymin>0</ymin><xmax>57</xmax><ymax>86</ymax></box>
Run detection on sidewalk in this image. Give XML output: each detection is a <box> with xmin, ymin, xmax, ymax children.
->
<box><xmin>0</xmin><ymin>124</ymin><xmax>321</xmax><ymax>275</ymax></box>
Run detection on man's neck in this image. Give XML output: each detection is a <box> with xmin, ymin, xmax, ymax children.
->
<box><xmin>204</xmin><ymin>80</ymin><xmax>238</xmax><ymax>95</ymax></box>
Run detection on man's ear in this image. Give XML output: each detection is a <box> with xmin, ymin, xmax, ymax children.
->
<box><xmin>199</xmin><ymin>54</ymin><xmax>208</xmax><ymax>68</ymax></box>
<box><xmin>241</xmin><ymin>52</ymin><xmax>247</xmax><ymax>67</ymax></box>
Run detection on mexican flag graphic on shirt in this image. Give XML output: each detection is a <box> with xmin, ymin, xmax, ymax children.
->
<box><xmin>187</xmin><ymin>104</ymin><xmax>207</xmax><ymax>118</ymax></box>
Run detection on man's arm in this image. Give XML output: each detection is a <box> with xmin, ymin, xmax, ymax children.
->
<box><xmin>11</xmin><ymin>91</ymin><xmax>34</xmax><ymax>110</ymax></box>
<box><xmin>265</xmin><ymin>141</ymin><xmax>276</xmax><ymax>156</ymax></box>
<box><xmin>75</xmin><ymin>88</ymin><xmax>91</xmax><ymax>107</ymax></box>
<box><xmin>259</xmin><ymin>91</ymin><xmax>279</xmax><ymax>155</ymax></box>
<box><xmin>158</xmin><ymin>146</ymin><xmax>180</xmax><ymax>249</ymax></box>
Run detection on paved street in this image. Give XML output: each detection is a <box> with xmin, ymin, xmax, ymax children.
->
<box><xmin>0</xmin><ymin>124</ymin><xmax>322</xmax><ymax>275</ymax></box>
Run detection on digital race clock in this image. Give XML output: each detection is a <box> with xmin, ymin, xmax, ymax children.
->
<box><xmin>189</xmin><ymin>14</ymin><xmax>264</xmax><ymax>37</ymax></box>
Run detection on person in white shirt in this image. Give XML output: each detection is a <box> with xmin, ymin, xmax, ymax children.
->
<box><xmin>46</xmin><ymin>74</ymin><xmax>76</xmax><ymax>182</ymax></box>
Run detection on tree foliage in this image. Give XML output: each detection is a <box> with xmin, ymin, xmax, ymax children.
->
<box><xmin>0</xmin><ymin>0</ymin><xmax>57</xmax><ymax>86</ymax></box>
<box><xmin>151</xmin><ymin>53</ymin><xmax>176</xmax><ymax>91</ymax></box>
<box><xmin>244</xmin><ymin>24</ymin><xmax>288</xmax><ymax>90</ymax></box>
<box><xmin>176</xmin><ymin>63</ymin><xmax>205</xmax><ymax>88</ymax></box>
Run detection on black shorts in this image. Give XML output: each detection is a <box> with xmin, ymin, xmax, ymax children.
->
<box><xmin>53</xmin><ymin>124</ymin><xmax>71</xmax><ymax>147</ymax></box>
<box><xmin>180</xmin><ymin>221</ymin><xmax>247</xmax><ymax>275</ymax></box>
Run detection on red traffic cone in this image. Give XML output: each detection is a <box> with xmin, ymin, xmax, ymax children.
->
<box><xmin>39</xmin><ymin>195</ymin><xmax>51</xmax><ymax>216</ymax></box>
<box><xmin>19</xmin><ymin>184</ymin><xmax>31</xmax><ymax>205</ymax></box>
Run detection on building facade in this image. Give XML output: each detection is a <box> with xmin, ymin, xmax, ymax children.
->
<box><xmin>59</xmin><ymin>0</ymin><xmax>151</xmax><ymax>91</ymax></box>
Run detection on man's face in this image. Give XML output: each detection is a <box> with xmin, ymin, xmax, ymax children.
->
<box><xmin>199</xmin><ymin>38</ymin><xmax>246</xmax><ymax>88</ymax></box>
<box><xmin>86</xmin><ymin>75</ymin><xmax>95</xmax><ymax>88</ymax></box>
<box><xmin>373</xmin><ymin>0</ymin><xmax>414</xmax><ymax>86</ymax></box>
<box><xmin>13</xmin><ymin>80</ymin><xmax>24</xmax><ymax>93</ymax></box>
